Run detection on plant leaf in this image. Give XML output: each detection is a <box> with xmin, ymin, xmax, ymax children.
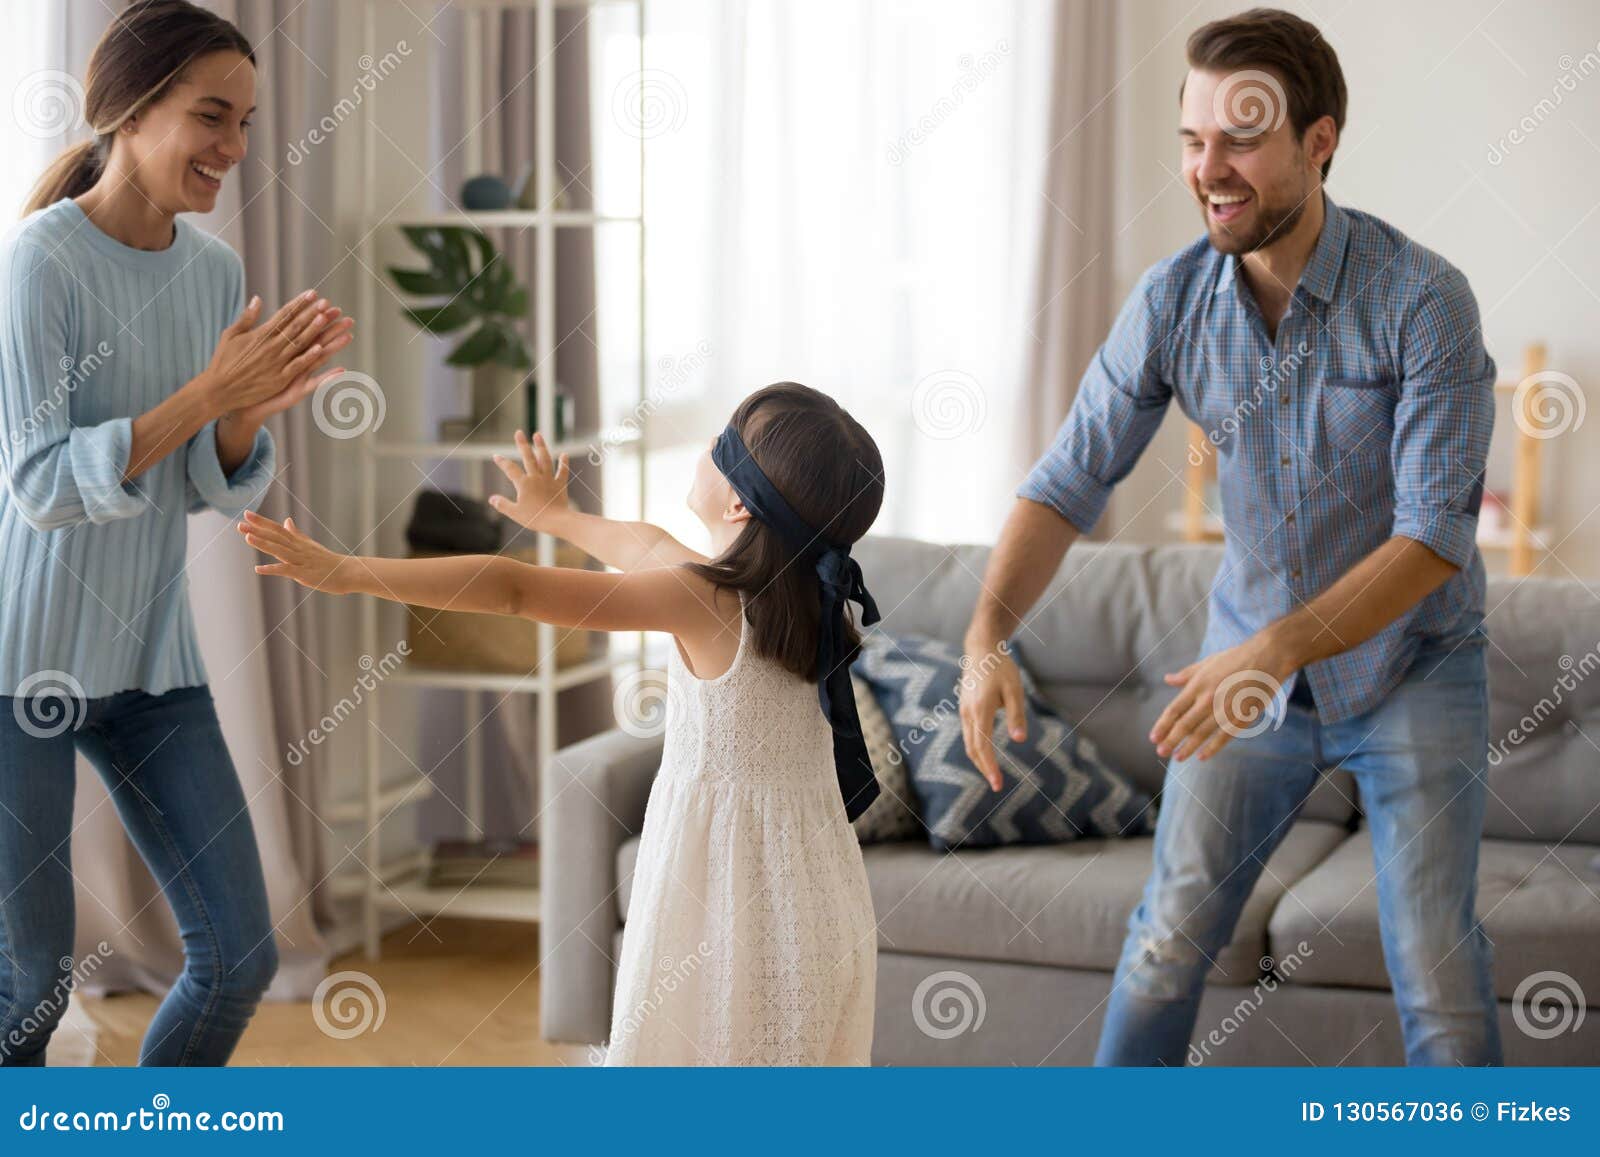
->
<box><xmin>445</xmin><ymin>323</ymin><xmax>505</xmax><ymax>366</ymax></box>
<box><xmin>461</xmin><ymin>253</ymin><xmax>500</xmax><ymax>308</ymax></box>
<box><xmin>500</xmin><ymin>286</ymin><xmax>528</xmax><ymax>317</ymax></box>
<box><xmin>440</xmin><ymin>229</ymin><xmax>471</xmax><ymax>282</ymax></box>
<box><xmin>494</xmin><ymin>328</ymin><xmax>532</xmax><ymax>368</ymax></box>
<box><xmin>388</xmin><ymin>267</ymin><xmax>457</xmax><ymax>297</ymax></box>
<box><xmin>463</xmin><ymin>229</ymin><xmax>496</xmax><ymax>274</ymax></box>
<box><xmin>403</xmin><ymin>301</ymin><xmax>475</xmax><ymax>334</ymax></box>
<box><xmin>400</xmin><ymin>226</ymin><xmax>448</xmax><ymax>270</ymax></box>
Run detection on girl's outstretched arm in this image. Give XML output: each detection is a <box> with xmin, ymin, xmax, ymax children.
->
<box><xmin>237</xmin><ymin>509</ymin><xmax>718</xmax><ymax>635</ymax></box>
<box><xmin>489</xmin><ymin>430</ymin><xmax>708</xmax><ymax>572</ymax></box>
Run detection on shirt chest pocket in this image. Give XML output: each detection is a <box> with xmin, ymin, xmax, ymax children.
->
<box><xmin>1320</xmin><ymin>377</ymin><xmax>1398</xmax><ymax>460</ymax></box>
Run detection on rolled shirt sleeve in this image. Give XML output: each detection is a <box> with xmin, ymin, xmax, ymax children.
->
<box><xmin>1017</xmin><ymin>264</ymin><xmax>1174</xmax><ymax>534</ymax></box>
<box><xmin>1389</xmin><ymin>267</ymin><xmax>1495</xmax><ymax>569</ymax></box>
<box><xmin>186</xmin><ymin>419</ymin><xmax>275</xmax><ymax>518</ymax></box>
<box><xmin>0</xmin><ymin>242</ymin><xmax>153</xmax><ymax>531</ymax></box>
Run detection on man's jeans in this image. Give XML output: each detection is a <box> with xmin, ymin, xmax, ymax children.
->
<box><xmin>0</xmin><ymin>684</ymin><xmax>278</xmax><ymax>1066</ymax></box>
<box><xmin>1094</xmin><ymin>616</ymin><xmax>1501</xmax><ymax>1066</ymax></box>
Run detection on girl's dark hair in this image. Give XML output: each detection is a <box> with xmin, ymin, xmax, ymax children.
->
<box><xmin>686</xmin><ymin>383</ymin><xmax>886</xmax><ymax>682</ymax></box>
<box><xmin>23</xmin><ymin>0</ymin><xmax>255</xmax><ymax>216</ymax></box>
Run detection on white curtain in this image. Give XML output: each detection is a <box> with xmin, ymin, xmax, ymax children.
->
<box><xmin>591</xmin><ymin>0</ymin><xmax>1059</xmax><ymax>549</ymax></box>
<box><xmin>0</xmin><ymin>3</ymin><xmax>104</xmax><ymax>218</ymax></box>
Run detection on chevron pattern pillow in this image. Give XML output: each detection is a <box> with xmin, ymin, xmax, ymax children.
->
<box><xmin>851</xmin><ymin>632</ymin><xmax>1157</xmax><ymax>852</ymax></box>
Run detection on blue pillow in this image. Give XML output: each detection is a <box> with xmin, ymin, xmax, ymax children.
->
<box><xmin>851</xmin><ymin>632</ymin><xmax>1157</xmax><ymax>852</ymax></box>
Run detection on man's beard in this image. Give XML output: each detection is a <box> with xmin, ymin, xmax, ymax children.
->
<box><xmin>1206</xmin><ymin>185</ymin><xmax>1309</xmax><ymax>255</ymax></box>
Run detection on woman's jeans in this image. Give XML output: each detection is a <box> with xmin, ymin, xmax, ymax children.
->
<box><xmin>0</xmin><ymin>684</ymin><xmax>278</xmax><ymax>1066</ymax></box>
<box><xmin>1095</xmin><ymin>617</ymin><xmax>1502</xmax><ymax>1066</ymax></box>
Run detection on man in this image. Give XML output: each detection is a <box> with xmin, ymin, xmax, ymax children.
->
<box><xmin>959</xmin><ymin>8</ymin><xmax>1501</xmax><ymax>1066</ymax></box>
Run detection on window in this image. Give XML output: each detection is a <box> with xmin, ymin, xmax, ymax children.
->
<box><xmin>590</xmin><ymin>0</ymin><xmax>1054</xmax><ymax>547</ymax></box>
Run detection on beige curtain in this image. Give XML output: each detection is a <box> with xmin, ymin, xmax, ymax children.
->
<box><xmin>1019</xmin><ymin>0</ymin><xmax>1118</xmax><ymax>503</ymax></box>
<box><xmin>73</xmin><ymin>0</ymin><xmax>335</xmax><ymax>1000</ymax></box>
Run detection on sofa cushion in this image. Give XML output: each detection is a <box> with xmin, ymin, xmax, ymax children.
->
<box><xmin>1268</xmin><ymin>830</ymin><xmax>1600</xmax><ymax>1002</ymax></box>
<box><xmin>1475</xmin><ymin>578</ymin><xmax>1600</xmax><ymax>843</ymax></box>
<box><xmin>853</xmin><ymin>632</ymin><xmax>1156</xmax><ymax>851</ymax></box>
<box><xmin>849</xmin><ymin>674</ymin><xmax>923</xmax><ymax>844</ymax></box>
<box><xmin>858</xmin><ymin>820</ymin><xmax>1347</xmax><ymax>982</ymax></box>
<box><xmin>850</xmin><ymin>535</ymin><xmax>1359</xmax><ymax>827</ymax></box>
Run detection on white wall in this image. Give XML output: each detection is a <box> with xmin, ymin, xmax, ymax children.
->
<box><xmin>1104</xmin><ymin>0</ymin><xmax>1600</xmax><ymax>578</ymax></box>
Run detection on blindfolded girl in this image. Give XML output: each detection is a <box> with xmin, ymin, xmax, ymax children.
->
<box><xmin>240</xmin><ymin>382</ymin><xmax>885</xmax><ymax>1065</ymax></box>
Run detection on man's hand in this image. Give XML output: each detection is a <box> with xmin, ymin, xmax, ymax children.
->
<box><xmin>1150</xmin><ymin>633</ymin><xmax>1299</xmax><ymax>763</ymax></box>
<box><xmin>957</xmin><ymin>638</ymin><xmax>1028</xmax><ymax>792</ymax></box>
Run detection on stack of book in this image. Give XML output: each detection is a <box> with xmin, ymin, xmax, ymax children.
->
<box><xmin>427</xmin><ymin>838</ymin><xmax>539</xmax><ymax>890</ymax></box>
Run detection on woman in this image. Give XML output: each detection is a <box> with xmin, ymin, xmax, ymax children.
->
<box><xmin>0</xmin><ymin>0</ymin><xmax>353</xmax><ymax>1066</ymax></box>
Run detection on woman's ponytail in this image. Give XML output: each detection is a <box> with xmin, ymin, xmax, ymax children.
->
<box><xmin>22</xmin><ymin>137</ymin><xmax>108</xmax><ymax>217</ymax></box>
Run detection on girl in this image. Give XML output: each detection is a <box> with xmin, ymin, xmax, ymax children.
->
<box><xmin>0</xmin><ymin>0</ymin><xmax>353</xmax><ymax>1066</ymax></box>
<box><xmin>240</xmin><ymin>383</ymin><xmax>885</xmax><ymax>1065</ymax></box>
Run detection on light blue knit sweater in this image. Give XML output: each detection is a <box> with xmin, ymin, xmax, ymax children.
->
<box><xmin>0</xmin><ymin>198</ymin><xmax>275</xmax><ymax>699</ymax></box>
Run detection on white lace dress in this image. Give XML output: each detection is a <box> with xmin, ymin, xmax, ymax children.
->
<box><xmin>603</xmin><ymin>608</ymin><xmax>878</xmax><ymax>1066</ymax></box>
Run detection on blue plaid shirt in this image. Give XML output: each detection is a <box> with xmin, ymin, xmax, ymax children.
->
<box><xmin>1019</xmin><ymin>195</ymin><xmax>1494</xmax><ymax>725</ymax></box>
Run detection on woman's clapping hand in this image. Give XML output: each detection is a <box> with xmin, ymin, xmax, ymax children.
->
<box><xmin>201</xmin><ymin>288</ymin><xmax>356</xmax><ymax>425</ymax></box>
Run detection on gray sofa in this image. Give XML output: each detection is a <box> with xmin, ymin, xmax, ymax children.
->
<box><xmin>542</xmin><ymin>536</ymin><xmax>1600</xmax><ymax>1064</ymax></box>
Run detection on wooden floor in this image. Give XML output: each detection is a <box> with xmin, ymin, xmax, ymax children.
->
<box><xmin>75</xmin><ymin>918</ymin><xmax>593</xmax><ymax>1067</ymax></box>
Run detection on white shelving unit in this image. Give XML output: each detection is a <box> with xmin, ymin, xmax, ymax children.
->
<box><xmin>351</xmin><ymin>0</ymin><xmax>646</xmax><ymax>957</ymax></box>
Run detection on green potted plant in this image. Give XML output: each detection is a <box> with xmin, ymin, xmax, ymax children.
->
<box><xmin>388</xmin><ymin>225</ymin><xmax>529</xmax><ymax>439</ymax></box>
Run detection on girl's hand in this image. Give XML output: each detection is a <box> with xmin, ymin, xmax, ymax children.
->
<box><xmin>238</xmin><ymin>510</ymin><xmax>354</xmax><ymax>594</ymax></box>
<box><xmin>489</xmin><ymin>430</ymin><xmax>571</xmax><ymax>532</ymax></box>
<box><xmin>203</xmin><ymin>290</ymin><xmax>356</xmax><ymax>419</ymax></box>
